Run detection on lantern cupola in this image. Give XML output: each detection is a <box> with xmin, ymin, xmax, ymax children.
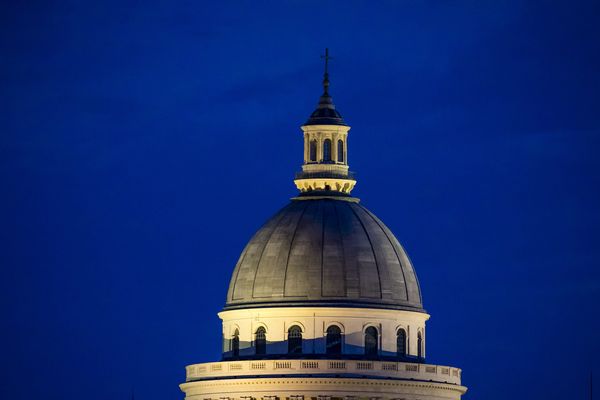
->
<box><xmin>294</xmin><ymin>49</ymin><xmax>357</xmax><ymax>195</ymax></box>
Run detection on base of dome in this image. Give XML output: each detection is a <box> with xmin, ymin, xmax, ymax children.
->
<box><xmin>181</xmin><ymin>359</ymin><xmax>466</xmax><ymax>399</ymax></box>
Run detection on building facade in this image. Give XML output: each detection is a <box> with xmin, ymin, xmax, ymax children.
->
<box><xmin>180</xmin><ymin>54</ymin><xmax>467</xmax><ymax>400</ymax></box>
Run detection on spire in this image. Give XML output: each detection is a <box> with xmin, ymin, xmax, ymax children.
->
<box><xmin>304</xmin><ymin>48</ymin><xmax>347</xmax><ymax>127</ymax></box>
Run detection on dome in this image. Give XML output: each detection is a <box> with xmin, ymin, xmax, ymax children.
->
<box><xmin>303</xmin><ymin>92</ymin><xmax>348</xmax><ymax>126</ymax></box>
<box><xmin>225</xmin><ymin>197</ymin><xmax>424</xmax><ymax>312</ymax></box>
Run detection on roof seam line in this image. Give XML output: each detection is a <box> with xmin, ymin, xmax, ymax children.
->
<box><xmin>363</xmin><ymin>208</ymin><xmax>409</xmax><ymax>303</ymax></box>
<box><xmin>333</xmin><ymin>201</ymin><xmax>347</xmax><ymax>297</ymax></box>
<box><xmin>282</xmin><ymin>201</ymin><xmax>309</xmax><ymax>297</ymax></box>
<box><xmin>229</xmin><ymin>241</ymin><xmax>251</xmax><ymax>301</ymax></box>
<box><xmin>348</xmin><ymin>203</ymin><xmax>383</xmax><ymax>300</ymax></box>
<box><xmin>320</xmin><ymin>201</ymin><xmax>326</xmax><ymax>298</ymax></box>
<box><xmin>249</xmin><ymin>207</ymin><xmax>290</xmax><ymax>300</ymax></box>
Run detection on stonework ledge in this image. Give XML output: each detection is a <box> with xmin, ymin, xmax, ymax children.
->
<box><xmin>185</xmin><ymin>359</ymin><xmax>462</xmax><ymax>386</ymax></box>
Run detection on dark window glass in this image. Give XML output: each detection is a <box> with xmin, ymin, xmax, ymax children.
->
<box><xmin>232</xmin><ymin>329</ymin><xmax>240</xmax><ymax>357</ymax></box>
<box><xmin>337</xmin><ymin>139</ymin><xmax>344</xmax><ymax>162</ymax></box>
<box><xmin>364</xmin><ymin>326</ymin><xmax>378</xmax><ymax>356</ymax></box>
<box><xmin>255</xmin><ymin>327</ymin><xmax>266</xmax><ymax>355</ymax></box>
<box><xmin>309</xmin><ymin>140</ymin><xmax>317</xmax><ymax>162</ymax></box>
<box><xmin>326</xmin><ymin>325</ymin><xmax>342</xmax><ymax>355</ymax></box>
<box><xmin>323</xmin><ymin>139</ymin><xmax>332</xmax><ymax>162</ymax></box>
<box><xmin>397</xmin><ymin>329</ymin><xmax>407</xmax><ymax>357</ymax></box>
<box><xmin>417</xmin><ymin>331</ymin><xmax>423</xmax><ymax>359</ymax></box>
<box><xmin>288</xmin><ymin>325</ymin><xmax>303</xmax><ymax>354</ymax></box>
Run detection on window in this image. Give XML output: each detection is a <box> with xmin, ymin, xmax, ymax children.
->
<box><xmin>309</xmin><ymin>140</ymin><xmax>317</xmax><ymax>162</ymax></box>
<box><xmin>396</xmin><ymin>328</ymin><xmax>407</xmax><ymax>357</ymax></box>
<box><xmin>323</xmin><ymin>139</ymin><xmax>332</xmax><ymax>162</ymax></box>
<box><xmin>288</xmin><ymin>325</ymin><xmax>303</xmax><ymax>354</ymax></box>
<box><xmin>326</xmin><ymin>325</ymin><xmax>342</xmax><ymax>355</ymax></box>
<box><xmin>417</xmin><ymin>331</ymin><xmax>423</xmax><ymax>359</ymax></box>
<box><xmin>232</xmin><ymin>329</ymin><xmax>240</xmax><ymax>357</ymax></box>
<box><xmin>337</xmin><ymin>139</ymin><xmax>344</xmax><ymax>162</ymax></box>
<box><xmin>364</xmin><ymin>326</ymin><xmax>378</xmax><ymax>356</ymax></box>
<box><xmin>255</xmin><ymin>327</ymin><xmax>266</xmax><ymax>355</ymax></box>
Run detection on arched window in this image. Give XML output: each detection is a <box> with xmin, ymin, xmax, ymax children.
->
<box><xmin>288</xmin><ymin>325</ymin><xmax>303</xmax><ymax>354</ymax></box>
<box><xmin>326</xmin><ymin>325</ymin><xmax>342</xmax><ymax>355</ymax></box>
<box><xmin>396</xmin><ymin>328</ymin><xmax>407</xmax><ymax>358</ymax></box>
<box><xmin>309</xmin><ymin>140</ymin><xmax>317</xmax><ymax>162</ymax></box>
<box><xmin>255</xmin><ymin>327</ymin><xmax>266</xmax><ymax>355</ymax></box>
<box><xmin>232</xmin><ymin>329</ymin><xmax>240</xmax><ymax>357</ymax></box>
<box><xmin>417</xmin><ymin>331</ymin><xmax>423</xmax><ymax>359</ymax></box>
<box><xmin>337</xmin><ymin>139</ymin><xmax>344</xmax><ymax>162</ymax></box>
<box><xmin>364</xmin><ymin>326</ymin><xmax>378</xmax><ymax>357</ymax></box>
<box><xmin>323</xmin><ymin>139</ymin><xmax>332</xmax><ymax>162</ymax></box>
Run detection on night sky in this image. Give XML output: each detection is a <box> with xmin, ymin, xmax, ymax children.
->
<box><xmin>1</xmin><ymin>1</ymin><xmax>599</xmax><ymax>399</ymax></box>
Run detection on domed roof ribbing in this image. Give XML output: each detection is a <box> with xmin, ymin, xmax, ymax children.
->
<box><xmin>304</xmin><ymin>92</ymin><xmax>347</xmax><ymax>126</ymax></box>
<box><xmin>225</xmin><ymin>198</ymin><xmax>424</xmax><ymax>312</ymax></box>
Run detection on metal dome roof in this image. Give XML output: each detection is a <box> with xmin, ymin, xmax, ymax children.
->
<box><xmin>303</xmin><ymin>92</ymin><xmax>348</xmax><ymax>126</ymax></box>
<box><xmin>225</xmin><ymin>198</ymin><xmax>424</xmax><ymax>312</ymax></box>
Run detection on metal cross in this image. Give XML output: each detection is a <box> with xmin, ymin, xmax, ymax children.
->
<box><xmin>321</xmin><ymin>48</ymin><xmax>333</xmax><ymax>75</ymax></box>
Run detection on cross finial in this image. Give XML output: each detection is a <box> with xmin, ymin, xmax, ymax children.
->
<box><xmin>320</xmin><ymin>48</ymin><xmax>332</xmax><ymax>94</ymax></box>
<box><xmin>321</xmin><ymin>48</ymin><xmax>332</xmax><ymax>75</ymax></box>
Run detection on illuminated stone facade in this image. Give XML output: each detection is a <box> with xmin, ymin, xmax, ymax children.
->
<box><xmin>294</xmin><ymin>123</ymin><xmax>355</xmax><ymax>194</ymax></box>
<box><xmin>180</xmin><ymin>52</ymin><xmax>467</xmax><ymax>400</ymax></box>
<box><xmin>218</xmin><ymin>308</ymin><xmax>427</xmax><ymax>359</ymax></box>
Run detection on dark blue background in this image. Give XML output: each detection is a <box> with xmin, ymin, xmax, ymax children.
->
<box><xmin>1</xmin><ymin>1</ymin><xmax>599</xmax><ymax>399</ymax></box>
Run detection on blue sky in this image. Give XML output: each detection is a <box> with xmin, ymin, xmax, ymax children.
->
<box><xmin>1</xmin><ymin>1</ymin><xmax>599</xmax><ymax>399</ymax></box>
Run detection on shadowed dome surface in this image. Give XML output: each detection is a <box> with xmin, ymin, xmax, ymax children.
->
<box><xmin>303</xmin><ymin>92</ymin><xmax>347</xmax><ymax>126</ymax></box>
<box><xmin>225</xmin><ymin>198</ymin><xmax>424</xmax><ymax>312</ymax></box>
